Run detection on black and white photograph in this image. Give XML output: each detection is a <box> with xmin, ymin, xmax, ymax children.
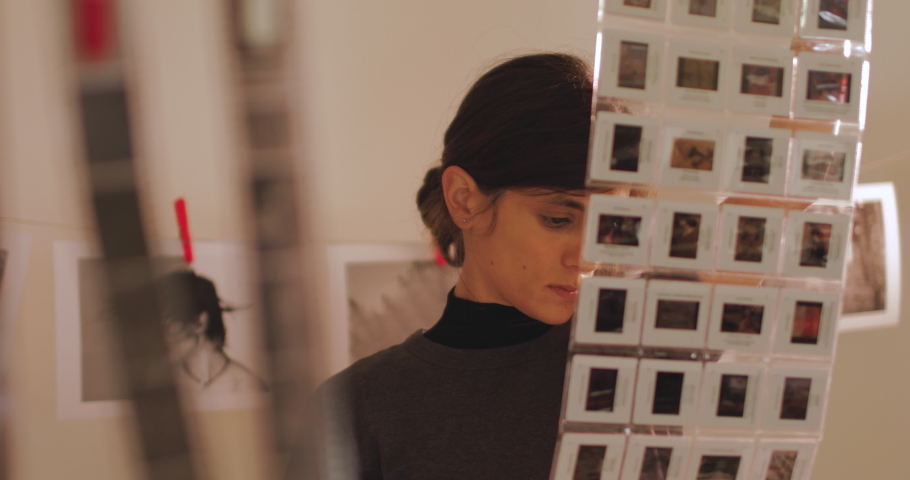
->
<box><xmin>817</xmin><ymin>0</ymin><xmax>848</xmax><ymax>30</ymax></box>
<box><xmin>605</xmin><ymin>0</ymin><xmax>668</xmax><ymax>20</ymax></box>
<box><xmin>643</xmin><ymin>280</ymin><xmax>712</xmax><ymax>348</ymax></box>
<box><xmin>789</xmin><ymin>132</ymin><xmax>857</xmax><ymax>200</ymax></box>
<box><xmin>589</xmin><ymin>112</ymin><xmax>659</xmax><ymax>184</ymax></box>
<box><xmin>841</xmin><ymin>183</ymin><xmax>902</xmax><ymax>332</ymax></box>
<box><xmin>697</xmin><ymin>455</ymin><xmax>742</xmax><ymax>480</ymax></box>
<box><xmin>731</xmin><ymin>48</ymin><xmax>794</xmax><ymax>115</ymax></box>
<box><xmin>554</xmin><ymin>433</ymin><xmax>626</xmax><ymax>480</ymax></box>
<box><xmin>566</xmin><ymin>355</ymin><xmax>637</xmax><ymax>424</ymax></box>
<box><xmin>585</xmin><ymin>195</ymin><xmax>655</xmax><ymax>266</ymax></box>
<box><xmin>619</xmin><ymin>41</ymin><xmax>649</xmax><ymax>90</ymax></box>
<box><xmin>752</xmin><ymin>0</ymin><xmax>782</xmax><ymax>24</ymax></box>
<box><xmin>708</xmin><ymin>285</ymin><xmax>777</xmax><ymax>352</ymax></box>
<box><xmin>783</xmin><ymin>211</ymin><xmax>849</xmax><ymax>278</ymax></box>
<box><xmin>763</xmin><ymin>366</ymin><xmax>828</xmax><ymax>431</ymax></box>
<box><xmin>633</xmin><ymin>359</ymin><xmax>702</xmax><ymax>426</ymax></box>
<box><xmin>795</xmin><ymin>53</ymin><xmax>862</xmax><ymax>121</ymax></box>
<box><xmin>700</xmin><ymin>363</ymin><xmax>762</xmax><ymax>428</ymax></box>
<box><xmin>725</xmin><ymin>127</ymin><xmax>789</xmax><ymax>195</ymax></box>
<box><xmin>599</xmin><ymin>214</ymin><xmax>643</xmax><ymax>247</ymax></box>
<box><xmin>741</xmin><ymin>64</ymin><xmax>784</xmax><ymax>97</ymax></box>
<box><xmin>668</xmin><ymin>41</ymin><xmax>729</xmax><ymax>108</ymax></box>
<box><xmin>741</xmin><ymin>137</ymin><xmax>773</xmax><ymax>183</ymax></box>
<box><xmin>774</xmin><ymin>289</ymin><xmax>838</xmax><ymax>356</ymax></box>
<box><xmin>575</xmin><ymin>277</ymin><xmax>646</xmax><ymax>346</ymax></box>
<box><xmin>669</xmin><ymin>213</ymin><xmax>702</xmax><ymax>259</ymax></box>
<box><xmin>752</xmin><ymin>440</ymin><xmax>817</xmax><ymax>480</ymax></box>
<box><xmin>621</xmin><ymin>436</ymin><xmax>692</xmax><ymax>480</ymax></box>
<box><xmin>599</xmin><ymin>31</ymin><xmax>664</xmax><ymax>100</ymax></box>
<box><xmin>734</xmin><ymin>217</ymin><xmax>766</xmax><ymax>263</ymax></box>
<box><xmin>659</xmin><ymin>121</ymin><xmax>725</xmax><ymax>189</ymax></box>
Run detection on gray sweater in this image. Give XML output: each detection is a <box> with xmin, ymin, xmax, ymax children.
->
<box><xmin>314</xmin><ymin>322</ymin><xmax>571</xmax><ymax>480</ymax></box>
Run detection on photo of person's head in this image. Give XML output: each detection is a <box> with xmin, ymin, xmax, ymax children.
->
<box><xmin>612</xmin><ymin>124</ymin><xmax>643</xmax><ymax>172</ymax></box>
<box><xmin>572</xmin><ymin>445</ymin><xmax>608</xmax><ymax>480</ymax></box>
<box><xmin>624</xmin><ymin>0</ymin><xmax>652</xmax><ymax>7</ymax></box>
<box><xmin>734</xmin><ymin>216</ymin><xmax>766</xmax><ymax>263</ymax></box>
<box><xmin>586</xmin><ymin>368</ymin><xmax>619</xmax><ymax>412</ymax></box>
<box><xmin>655</xmin><ymin>299</ymin><xmax>700</xmax><ymax>330</ymax></box>
<box><xmin>596</xmin><ymin>288</ymin><xmax>627</xmax><ymax>333</ymax></box>
<box><xmin>619</xmin><ymin>41</ymin><xmax>649</xmax><ymax>90</ymax></box>
<box><xmin>799</xmin><ymin>222</ymin><xmax>832</xmax><ymax>268</ymax></box>
<box><xmin>689</xmin><ymin>0</ymin><xmax>718</xmax><ymax>17</ymax></box>
<box><xmin>765</xmin><ymin>450</ymin><xmax>798</xmax><ymax>480</ymax></box>
<box><xmin>752</xmin><ymin>0</ymin><xmax>782</xmax><ymax>24</ymax></box>
<box><xmin>741</xmin><ymin>137</ymin><xmax>773</xmax><ymax>184</ymax></box>
<box><xmin>697</xmin><ymin>455</ymin><xmax>742</xmax><ymax>480</ymax></box>
<box><xmin>677</xmin><ymin>57</ymin><xmax>721</xmax><ymax>91</ymax></box>
<box><xmin>780</xmin><ymin>377</ymin><xmax>812</xmax><ymax>420</ymax></box>
<box><xmin>791</xmin><ymin>301</ymin><xmax>823</xmax><ymax>344</ymax></box>
<box><xmin>716</xmin><ymin>374</ymin><xmax>749</xmax><ymax>417</ymax></box>
<box><xmin>671</xmin><ymin>138</ymin><xmax>715</xmax><ymax>171</ymax></box>
<box><xmin>818</xmin><ymin>0</ymin><xmax>848</xmax><ymax>30</ymax></box>
<box><xmin>806</xmin><ymin>70</ymin><xmax>852</xmax><ymax>103</ymax></box>
<box><xmin>638</xmin><ymin>447</ymin><xmax>673</xmax><ymax>480</ymax></box>
<box><xmin>669</xmin><ymin>213</ymin><xmax>701</xmax><ymax>259</ymax></box>
<box><xmin>741</xmin><ymin>64</ymin><xmax>784</xmax><ymax>97</ymax></box>
<box><xmin>598</xmin><ymin>214</ymin><xmax>642</xmax><ymax>246</ymax></box>
<box><xmin>801</xmin><ymin>150</ymin><xmax>846</xmax><ymax>182</ymax></box>
<box><xmin>720</xmin><ymin>303</ymin><xmax>764</xmax><ymax>334</ymax></box>
<box><xmin>652</xmin><ymin>371</ymin><xmax>685</xmax><ymax>415</ymax></box>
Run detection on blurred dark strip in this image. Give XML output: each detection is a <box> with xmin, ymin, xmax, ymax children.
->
<box><xmin>70</xmin><ymin>1</ymin><xmax>200</xmax><ymax>479</ymax></box>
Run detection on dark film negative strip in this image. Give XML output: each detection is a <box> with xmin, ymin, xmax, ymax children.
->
<box><xmin>70</xmin><ymin>1</ymin><xmax>199</xmax><ymax>479</ymax></box>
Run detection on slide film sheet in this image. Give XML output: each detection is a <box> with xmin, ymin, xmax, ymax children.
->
<box><xmin>553</xmin><ymin>432</ymin><xmax>819</xmax><ymax>480</ymax></box>
<box><xmin>574</xmin><ymin>278</ymin><xmax>839</xmax><ymax>357</ymax></box>
<box><xmin>563</xmin><ymin>355</ymin><xmax>832</xmax><ymax>434</ymax></box>
<box><xmin>583</xmin><ymin>194</ymin><xmax>851</xmax><ymax>279</ymax></box>
<box><xmin>587</xmin><ymin>112</ymin><xmax>861</xmax><ymax>201</ymax></box>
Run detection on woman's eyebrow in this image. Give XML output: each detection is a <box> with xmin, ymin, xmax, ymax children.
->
<box><xmin>546</xmin><ymin>195</ymin><xmax>586</xmax><ymax>211</ymax></box>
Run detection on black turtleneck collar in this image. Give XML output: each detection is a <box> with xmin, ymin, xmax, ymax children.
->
<box><xmin>423</xmin><ymin>289</ymin><xmax>554</xmax><ymax>349</ymax></box>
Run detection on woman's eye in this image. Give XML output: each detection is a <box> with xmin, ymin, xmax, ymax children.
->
<box><xmin>541</xmin><ymin>216</ymin><xmax>572</xmax><ymax>228</ymax></box>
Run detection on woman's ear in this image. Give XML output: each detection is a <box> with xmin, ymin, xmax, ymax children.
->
<box><xmin>193</xmin><ymin>312</ymin><xmax>209</xmax><ymax>336</ymax></box>
<box><xmin>441</xmin><ymin>166</ymin><xmax>482</xmax><ymax>229</ymax></box>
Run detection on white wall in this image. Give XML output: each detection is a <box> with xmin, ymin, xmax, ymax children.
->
<box><xmin>1</xmin><ymin>0</ymin><xmax>908</xmax><ymax>478</ymax></box>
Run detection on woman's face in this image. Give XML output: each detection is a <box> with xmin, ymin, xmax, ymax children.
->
<box><xmin>458</xmin><ymin>189</ymin><xmax>593</xmax><ymax>325</ymax></box>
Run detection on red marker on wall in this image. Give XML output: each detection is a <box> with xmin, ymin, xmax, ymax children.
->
<box><xmin>73</xmin><ymin>0</ymin><xmax>115</xmax><ymax>63</ymax></box>
<box><xmin>174</xmin><ymin>198</ymin><xmax>193</xmax><ymax>265</ymax></box>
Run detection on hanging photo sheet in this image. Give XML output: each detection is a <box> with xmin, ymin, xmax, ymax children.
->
<box><xmin>750</xmin><ymin>438</ymin><xmax>819</xmax><ymax>480</ymax></box>
<box><xmin>584</xmin><ymin>195</ymin><xmax>655</xmax><ymax>266</ymax></box>
<box><xmin>794</xmin><ymin>52</ymin><xmax>864</xmax><ymax>122</ymax></box>
<box><xmin>0</xmin><ymin>232</ymin><xmax>33</xmax><ymax>369</ymax></box>
<box><xmin>589</xmin><ymin>112</ymin><xmax>660</xmax><ymax>185</ymax></box>
<box><xmin>840</xmin><ymin>182</ymin><xmax>901</xmax><ymax>332</ymax></box>
<box><xmin>651</xmin><ymin>201</ymin><xmax>718</xmax><ymax>270</ymax></box>
<box><xmin>598</xmin><ymin>31</ymin><xmax>666</xmax><ymax>102</ymax></box>
<box><xmin>659</xmin><ymin>119</ymin><xmax>726</xmax><ymax>189</ymax></box>
<box><xmin>800</xmin><ymin>0</ymin><xmax>869</xmax><ymax>41</ymax></box>
<box><xmin>685</xmin><ymin>438</ymin><xmax>755</xmax><ymax>480</ymax></box>
<box><xmin>642</xmin><ymin>280</ymin><xmax>712</xmax><ymax>348</ymax></box>
<box><xmin>575</xmin><ymin>277</ymin><xmax>647</xmax><ymax>346</ymax></box>
<box><xmin>707</xmin><ymin>284</ymin><xmax>777</xmax><ymax>351</ymax></box>
<box><xmin>620</xmin><ymin>435</ymin><xmax>692</xmax><ymax>480</ymax></box>
<box><xmin>699</xmin><ymin>362</ymin><xmax>764</xmax><ymax>428</ymax></box>
<box><xmin>789</xmin><ymin>132</ymin><xmax>858</xmax><ymax>200</ymax></box>
<box><xmin>773</xmin><ymin>289</ymin><xmax>839</xmax><ymax>357</ymax></box>
<box><xmin>667</xmin><ymin>40</ymin><xmax>730</xmax><ymax>109</ymax></box>
<box><xmin>733</xmin><ymin>0</ymin><xmax>799</xmax><ymax>36</ymax></box>
<box><xmin>632</xmin><ymin>358</ymin><xmax>703</xmax><ymax>426</ymax></box>
<box><xmin>55</xmin><ymin>240</ymin><xmax>270</xmax><ymax>418</ymax></box>
<box><xmin>762</xmin><ymin>365</ymin><xmax>829</xmax><ymax>432</ymax></box>
<box><xmin>716</xmin><ymin>204</ymin><xmax>784</xmax><ymax>274</ymax></box>
<box><xmin>730</xmin><ymin>47</ymin><xmax>794</xmax><ymax>116</ymax></box>
<box><xmin>782</xmin><ymin>211</ymin><xmax>850</xmax><ymax>279</ymax></box>
<box><xmin>670</xmin><ymin>0</ymin><xmax>734</xmax><ymax>28</ymax></box>
<box><xmin>553</xmin><ymin>433</ymin><xmax>626</xmax><ymax>480</ymax></box>
<box><xmin>724</xmin><ymin>126</ymin><xmax>790</xmax><ymax>196</ymax></box>
<box><xmin>605</xmin><ymin>0</ymin><xmax>669</xmax><ymax>20</ymax></box>
<box><xmin>565</xmin><ymin>355</ymin><xmax>638</xmax><ymax>424</ymax></box>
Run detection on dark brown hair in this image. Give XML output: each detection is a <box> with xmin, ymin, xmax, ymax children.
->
<box><xmin>416</xmin><ymin>53</ymin><xmax>593</xmax><ymax>266</ymax></box>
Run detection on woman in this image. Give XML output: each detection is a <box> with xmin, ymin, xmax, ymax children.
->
<box><xmin>296</xmin><ymin>53</ymin><xmax>595</xmax><ymax>480</ymax></box>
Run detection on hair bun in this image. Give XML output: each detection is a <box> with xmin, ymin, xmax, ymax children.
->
<box><xmin>416</xmin><ymin>165</ymin><xmax>444</xmax><ymax>206</ymax></box>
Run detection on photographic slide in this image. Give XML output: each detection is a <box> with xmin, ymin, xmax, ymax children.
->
<box><xmin>612</xmin><ymin>124</ymin><xmax>644</xmax><ymax>172</ymax></box>
<box><xmin>605</xmin><ymin>0</ymin><xmax>668</xmax><ymax>20</ymax></box>
<box><xmin>633</xmin><ymin>359</ymin><xmax>702</xmax><ymax>425</ymax></box>
<box><xmin>677</xmin><ymin>57</ymin><xmax>720</xmax><ymax>91</ymax></box>
<box><xmin>752</xmin><ymin>440</ymin><xmax>817</xmax><ymax>480</ymax></box>
<box><xmin>716</xmin><ymin>374</ymin><xmax>749</xmax><ymax>417</ymax></box>
<box><xmin>795</xmin><ymin>53</ymin><xmax>862</xmax><ymax>121</ymax></box>
<box><xmin>639</xmin><ymin>447</ymin><xmax>672</xmax><ymax>480</ymax></box>
<box><xmin>619</xmin><ymin>41</ymin><xmax>649</xmax><ymax>90</ymax></box>
<box><xmin>655</xmin><ymin>300</ymin><xmax>700</xmax><ymax>330</ymax></box>
<box><xmin>765</xmin><ymin>450</ymin><xmax>798</xmax><ymax>480</ymax></box>
<box><xmin>652</xmin><ymin>371</ymin><xmax>685</xmax><ymax>415</ymax></box>
<box><xmin>575</xmin><ymin>277</ymin><xmax>646</xmax><ymax>346</ymax></box>
<box><xmin>573</xmin><ymin>445</ymin><xmax>608</xmax><ymax>480</ymax></box>
<box><xmin>670</xmin><ymin>138</ymin><xmax>715</xmax><ymax>172</ymax></box>
<box><xmin>589</xmin><ymin>112</ymin><xmax>659</xmax><ymax>185</ymax></box>
<box><xmin>790</xmin><ymin>301</ymin><xmax>822</xmax><ymax>344</ymax></box>
<box><xmin>775</xmin><ymin>289</ymin><xmax>838</xmax><ymax>356</ymax></box>
<box><xmin>668</xmin><ymin>41</ymin><xmax>729</xmax><ymax>108</ymax></box>
<box><xmin>798</xmin><ymin>222</ymin><xmax>831</xmax><ymax>268</ymax></box>
<box><xmin>717</xmin><ymin>205</ymin><xmax>783</xmax><ymax>275</ymax></box>
<box><xmin>741</xmin><ymin>64</ymin><xmax>784</xmax><ymax>97</ymax></box>
<box><xmin>586</xmin><ymin>368</ymin><xmax>619</xmax><ymax>412</ymax></box>
<box><xmin>818</xmin><ymin>0</ymin><xmax>848</xmax><ymax>30</ymax></box>
<box><xmin>731</xmin><ymin>48</ymin><xmax>794</xmax><ymax>115</ymax></box>
<box><xmin>741</xmin><ymin>137</ymin><xmax>773</xmax><ymax>184</ymax></box>
<box><xmin>599</xmin><ymin>214</ymin><xmax>643</xmax><ymax>247</ymax></box>
<box><xmin>672</xmin><ymin>0</ymin><xmax>732</xmax><ymax>27</ymax></box>
<box><xmin>669</xmin><ymin>213</ymin><xmax>701</xmax><ymax>259</ymax></box>
<box><xmin>708</xmin><ymin>285</ymin><xmax>777</xmax><ymax>352</ymax></box>
<box><xmin>734</xmin><ymin>217</ymin><xmax>766</xmax><ymax>263</ymax></box>
<box><xmin>735</xmin><ymin>0</ymin><xmax>797</xmax><ymax>35</ymax></box>
<box><xmin>801</xmin><ymin>150</ymin><xmax>845</xmax><ymax>183</ymax></box>
<box><xmin>555</xmin><ymin>433</ymin><xmax>626</xmax><ymax>480</ymax></box>
<box><xmin>806</xmin><ymin>70</ymin><xmax>851</xmax><ymax>104</ymax></box>
<box><xmin>689</xmin><ymin>0</ymin><xmax>717</xmax><ymax>17</ymax></box>
<box><xmin>599</xmin><ymin>31</ymin><xmax>665</xmax><ymax>100</ymax></box>
<box><xmin>721</xmin><ymin>303</ymin><xmax>763</xmax><ymax>334</ymax></box>
<box><xmin>622</xmin><ymin>436</ymin><xmax>692</xmax><ymax>480</ymax></box>
<box><xmin>753</xmin><ymin>0</ymin><xmax>782</xmax><ymax>24</ymax></box>
<box><xmin>697</xmin><ymin>455</ymin><xmax>742</xmax><ymax>480</ymax></box>
<box><xmin>764</xmin><ymin>366</ymin><xmax>828</xmax><ymax>431</ymax></box>
<box><xmin>596</xmin><ymin>289</ymin><xmax>628</xmax><ymax>333</ymax></box>
<box><xmin>789</xmin><ymin>132</ymin><xmax>857</xmax><ymax>200</ymax></box>
<box><xmin>643</xmin><ymin>280</ymin><xmax>711</xmax><ymax>348</ymax></box>
<box><xmin>660</xmin><ymin>120</ymin><xmax>726</xmax><ymax>189</ymax></box>
<box><xmin>801</xmin><ymin>0</ymin><xmax>865</xmax><ymax>40</ymax></box>
<box><xmin>779</xmin><ymin>377</ymin><xmax>811</xmax><ymax>420</ymax></box>
<box><xmin>725</xmin><ymin>126</ymin><xmax>789</xmax><ymax>195</ymax></box>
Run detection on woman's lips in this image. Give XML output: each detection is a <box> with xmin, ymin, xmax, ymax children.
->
<box><xmin>549</xmin><ymin>285</ymin><xmax>579</xmax><ymax>300</ymax></box>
